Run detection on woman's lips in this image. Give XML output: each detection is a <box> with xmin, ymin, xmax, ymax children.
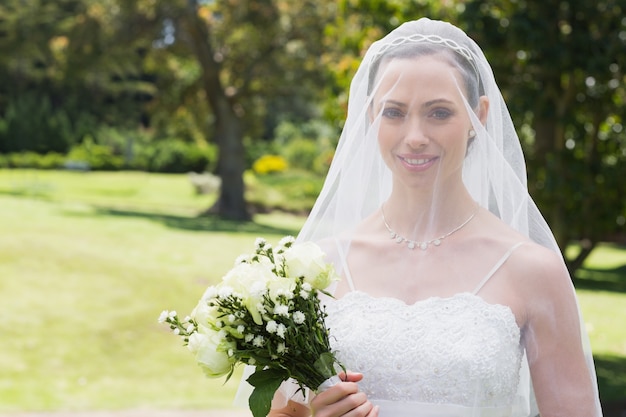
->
<box><xmin>398</xmin><ymin>154</ymin><xmax>438</xmax><ymax>171</ymax></box>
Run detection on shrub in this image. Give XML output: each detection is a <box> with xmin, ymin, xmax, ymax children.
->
<box><xmin>252</xmin><ymin>154</ymin><xmax>288</xmax><ymax>175</ymax></box>
<box><xmin>145</xmin><ymin>139</ymin><xmax>217</xmax><ymax>173</ymax></box>
<box><xmin>281</xmin><ymin>138</ymin><xmax>319</xmax><ymax>171</ymax></box>
<box><xmin>66</xmin><ymin>137</ymin><xmax>124</xmax><ymax>171</ymax></box>
<box><xmin>0</xmin><ymin>93</ymin><xmax>81</xmax><ymax>154</ymax></box>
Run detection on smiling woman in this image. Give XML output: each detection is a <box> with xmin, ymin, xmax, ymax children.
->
<box><xmin>372</xmin><ymin>55</ymin><xmax>488</xmax><ymax>190</ymax></box>
<box><xmin>246</xmin><ymin>18</ymin><xmax>604</xmax><ymax>417</ymax></box>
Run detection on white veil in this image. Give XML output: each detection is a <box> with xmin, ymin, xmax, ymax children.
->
<box><xmin>237</xmin><ymin>18</ymin><xmax>602</xmax><ymax>417</ymax></box>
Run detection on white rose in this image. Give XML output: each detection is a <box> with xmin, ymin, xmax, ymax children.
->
<box><xmin>189</xmin><ymin>328</ymin><xmax>235</xmax><ymax>378</ymax></box>
<box><xmin>191</xmin><ymin>299</ymin><xmax>220</xmax><ymax>326</ymax></box>
<box><xmin>268</xmin><ymin>277</ymin><xmax>296</xmax><ymax>300</ymax></box>
<box><xmin>222</xmin><ymin>262</ymin><xmax>277</xmax><ymax>325</ymax></box>
<box><xmin>222</xmin><ymin>262</ymin><xmax>276</xmax><ymax>295</ymax></box>
<box><xmin>283</xmin><ymin>242</ymin><xmax>337</xmax><ymax>290</ymax></box>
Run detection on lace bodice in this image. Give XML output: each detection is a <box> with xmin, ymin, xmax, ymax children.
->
<box><xmin>325</xmin><ymin>291</ymin><xmax>524</xmax><ymax>415</ymax></box>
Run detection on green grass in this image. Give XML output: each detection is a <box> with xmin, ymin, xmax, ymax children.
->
<box><xmin>0</xmin><ymin>169</ymin><xmax>624</xmax><ymax>411</ymax></box>
<box><xmin>0</xmin><ymin>169</ymin><xmax>304</xmax><ymax>413</ymax></box>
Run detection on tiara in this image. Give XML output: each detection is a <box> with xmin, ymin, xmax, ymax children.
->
<box><xmin>374</xmin><ymin>34</ymin><xmax>474</xmax><ymax>63</ymax></box>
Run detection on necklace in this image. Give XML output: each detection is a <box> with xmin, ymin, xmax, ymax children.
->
<box><xmin>381</xmin><ymin>204</ymin><xmax>479</xmax><ymax>250</ymax></box>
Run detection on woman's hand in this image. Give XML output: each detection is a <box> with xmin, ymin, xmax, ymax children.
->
<box><xmin>310</xmin><ymin>372</ymin><xmax>379</xmax><ymax>417</ymax></box>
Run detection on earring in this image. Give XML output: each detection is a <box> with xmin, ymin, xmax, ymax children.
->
<box><xmin>468</xmin><ymin>129</ymin><xmax>476</xmax><ymax>138</ymax></box>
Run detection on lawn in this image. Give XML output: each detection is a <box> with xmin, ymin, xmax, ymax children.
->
<box><xmin>0</xmin><ymin>169</ymin><xmax>624</xmax><ymax>412</ymax></box>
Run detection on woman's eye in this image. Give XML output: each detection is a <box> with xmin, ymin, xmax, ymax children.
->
<box><xmin>382</xmin><ymin>108</ymin><xmax>405</xmax><ymax>119</ymax></box>
<box><xmin>431</xmin><ymin>108</ymin><xmax>453</xmax><ymax>119</ymax></box>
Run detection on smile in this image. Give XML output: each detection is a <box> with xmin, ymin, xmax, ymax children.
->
<box><xmin>401</xmin><ymin>156</ymin><xmax>436</xmax><ymax>166</ymax></box>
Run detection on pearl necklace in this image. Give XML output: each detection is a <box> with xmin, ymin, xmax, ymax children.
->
<box><xmin>381</xmin><ymin>204</ymin><xmax>479</xmax><ymax>250</ymax></box>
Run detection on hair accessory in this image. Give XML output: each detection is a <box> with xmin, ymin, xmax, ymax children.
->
<box><xmin>375</xmin><ymin>34</ymin><xmax>474</xmax><ymax>61</ymax></box>
<box><xmin>381</xmin><ymin>204</ymin><xmax>479</xmax><ymax>250</ymax></box>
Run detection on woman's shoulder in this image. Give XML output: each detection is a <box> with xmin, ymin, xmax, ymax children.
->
<box><xmin>475</xmin><ymin>209</ymin><xmax>570</xmax><ymax>287</ymax></box>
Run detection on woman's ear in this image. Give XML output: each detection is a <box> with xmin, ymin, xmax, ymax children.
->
<box><xmin>478</xmin><ymin>96</ymin><xmax>489</xmax><ymax>126</ymax></box>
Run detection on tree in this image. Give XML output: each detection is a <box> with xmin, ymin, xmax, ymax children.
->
<box><xmin>462</xmin><ymin>0</ymin><xmax>626</xmax><ymax>271</ymax></box>
<box><xmin>156</xmin><ymin>0</ymin><xmax>336</xmax><ymax>220</ymax></box>
<box><xmin>0</xmin><ymin>0</ymin><xmax>160</xmax><ymax>152</ymax></box>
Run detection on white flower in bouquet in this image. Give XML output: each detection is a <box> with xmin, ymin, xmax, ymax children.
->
<box><xmin>188</xmin><ymin>327</ymin><xmax>236</xmax><ymax>378</ymax></box>
<box><xmin>159</xmin><ymin>236</ymin><xmax>343</xmax><ymax>417</ymax></box>
<box><xmin>283</xmin><ymin>241</ymin><xmax>336</xmax><ymax>290</ymax></box>
<box><xmin>222</xmin><ymin>261</ymin><xmax>276</xmax><ymax>324</ymax></box>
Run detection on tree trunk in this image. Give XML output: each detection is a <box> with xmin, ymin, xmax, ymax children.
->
<box><xmin>566</xmin><ymin>239</ymin><xmax>596</xmax><ymax>276</ymax></box>
<box><xmin>182</xmin><ymin>0</ymin><xmax>250</xmax><ymax>221</ymax></box>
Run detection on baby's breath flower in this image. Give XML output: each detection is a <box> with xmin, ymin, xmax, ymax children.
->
<box><xmin>277</xmin><ymin>342</ymin><xmax>287</xmax><ymax>354</ymax></box>
<box><xmin>300</xmin><ymin>289</ymin><xmax>310</xmax><ymax>299</ymax></box>
<box><xmin>266</xmin><ymin>320</ymin><xmax>278</xmax><ymax>334</ymax></box>
<box><xmin>228</xmin><ymin>314</ymin><xmax>236</xmax><ymax>323</ymax></box>
<box><xmin>235</xmin><ymin>254</ymin><xmax>250</xmax><ymax>265</ymax></box>
<box><xmin>248</xmin><ymin>357</ymin><xmax>256</xmax><ymax>365</ymax></box>
<box><xmin>252</xmin><ymin>335</ymin><xmax>265</xmax><ymax>347</ymax></box>
<box><xmin>278</xmin><ymin>236</ymin><xmax>295</xmax><ymax>247</ymax></box>
<box><xmin>158</xmin><ymin>310</ymin><xmax>169</xmax><ymax>323</ymax></box>
<box><xmin>244</xmin><ymin>334</ymin><xmax>254</xmax><ymax>343</ymax></box>
<box><xmin>293</xmin><ymin>311</ymin><xmax>306</xmax><ymax>324</ymax></box>
<box><xmin>302</xmin><ymin>283</ymin><xmax>312</xmax><ymax>292</ymax></box>
<box><xmin>254</xmin><ymin>237</ymin><xmax>267</xmax><ymax>249</ymax></box>
<box><xmin>218</xmin><ymin>286</ymin><xmax>234</xmax><ymax>299</ymax></box>
<box><xmin>276</xmin><ymin>323</ymin><xmax>287</xmax><ymax>339</ymax></box>
<box><xmin>274</xmin><ymin>303</ymin><xmax>289</xmax><ymax>317</ymax></box>
<box><xmin>186</xmin><ymin>324</ymin><xmax>195</xmax><ymax>333</ymax></box>
<box><xmin>237</xmin><ymin>325</ymin><xmax>245</xmax><ymax>333</ymax></box>
<box><xmin>173</xmin><ymin>328</ymin><xmax>180</xmax><ymax>335</ymax></box>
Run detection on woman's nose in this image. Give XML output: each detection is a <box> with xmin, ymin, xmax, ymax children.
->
<box><xmin>403</xmin><ymin>117</ymin><xmax>429</xmax><ymax>148</ymax></box>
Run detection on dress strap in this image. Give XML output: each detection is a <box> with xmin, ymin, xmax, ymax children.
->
<box><xmin>472</xmin><ymin>242</ymin><xmax>524</xmax><ymax>295</ymax></box>
<box><xmin>334</xmin><ymin>238</ymin><xmax>356</xmax><ymax>291</ymax></box>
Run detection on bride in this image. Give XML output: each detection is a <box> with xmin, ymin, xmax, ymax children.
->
<box><xmin>253</xmin><ymin>18</ymin><xmax>602</xmax><ymax>417</ymax></box>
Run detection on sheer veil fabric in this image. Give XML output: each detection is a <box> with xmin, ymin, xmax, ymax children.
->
<box><xmin>236</xmin><ymin>18</ymin><xmax>602</xmax><ymax>417</ymax></box>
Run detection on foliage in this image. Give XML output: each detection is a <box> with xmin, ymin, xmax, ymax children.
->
<box><xmin>0</xmin><ymin>151</ymin><xmax>66</xmax><ymax>169</ymax></box>
<box><xmin>66</xmin><ymin>137</ymin><xmax>124</xmax><ymax>171</ymax></box>
<box><xmin>0</xmin><ymin>93</ymin><xmax>82</xmax><ymax>154</ymax></box>
<box><xmin>246</xmin><ymin>170</ymin><xmax>324</xmax><ymax>215</ymax></box>
<box><xmin>142</xmin><ymin>138</ymin><xmax>217</xmax><ymax>173</ymax></box>
<box><xmin>461</xmin><ymin>0</ymin><xmax>626</xmax><ymax>267</ymax></box>
<box><xmin>274</xmin><ymin>120</ymin><xmax>337</xmax><ymax>175</ymax></box>
<box><xmin>0</xmin><ymin>0</ymin><xmax>159</xmax><ymax>138</ymax></box>
<box><xmin>252</xmin><ymin>155</ymin><xmax>288</xmax><ymax>175</ymax></box>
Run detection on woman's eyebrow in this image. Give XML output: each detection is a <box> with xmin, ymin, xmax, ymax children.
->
<box><xmin>381</xmin><ymin>99</ymin><xmax>407</xmax><ymax>108</ymax></box>
<box><xmin>423</xmin><ymin>98</ymin><xmax>454</xmax><ymax>107</ymax></box>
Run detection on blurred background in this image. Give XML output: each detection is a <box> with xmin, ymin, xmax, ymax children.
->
<box><xmin>0</xmin><ymin>0</ymin><xmax>624</xmax><ymax>415</ymax></box>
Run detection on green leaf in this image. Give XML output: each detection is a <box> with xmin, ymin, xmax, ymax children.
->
<box><xmin>314</xmin><ymin>352</ymin><xmax>337</xmax><ymax>380</ymax></box>
<box><xmin>246</xmin><ymin>368</ymin><xmax>289</xmax><ymax>417</ymax></box>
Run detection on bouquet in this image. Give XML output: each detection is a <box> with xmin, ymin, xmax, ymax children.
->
<box><xmin>159</xmin><ymin>236</ymin><xmax>343</xmax><ymax>417</ymax></box>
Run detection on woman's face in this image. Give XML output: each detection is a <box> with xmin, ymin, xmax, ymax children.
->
<box><xmin>371</xmin><ymin>54</ymin><xmax>486</xmax><ymax>189</ymax></box>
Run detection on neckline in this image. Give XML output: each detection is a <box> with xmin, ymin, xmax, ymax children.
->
<box><xmin>333</xmin><ymin>290</ymin><xmax>520</xmax><ymax>329</ymax></box>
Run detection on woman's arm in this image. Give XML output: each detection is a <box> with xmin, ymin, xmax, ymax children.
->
<box><xmin>519</xmin><ymin>246</ymin><xmax>599</xmax><ymax>417</ymax></box>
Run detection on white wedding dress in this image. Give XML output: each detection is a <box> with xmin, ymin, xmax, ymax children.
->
<box><xmin>324</xmin><ymin>243</ymin><xmax>532</xmax><ymax>417</ymax></box>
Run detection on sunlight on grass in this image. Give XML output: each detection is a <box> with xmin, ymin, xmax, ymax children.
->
<box><xmin>0</xmin><ymin>169</ymin><xmax>304</xmax><ymax>413</ymax></box>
